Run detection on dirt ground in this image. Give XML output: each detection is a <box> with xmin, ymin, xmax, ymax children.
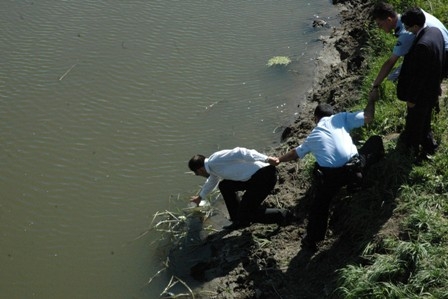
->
<box><xmin>167</xmin><ymin>1</ymin><xmax>383</xmax><ymax>298</ymax></box>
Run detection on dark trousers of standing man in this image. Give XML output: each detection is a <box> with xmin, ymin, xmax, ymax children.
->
<box><xmin>218</xmin><ymin>165</ymin><xmax>283</xmax><ymax>226</ymax></box>
<box><xmin>305</xmin><ymin>135</ymin><xmax>384</xmax><ymax>245</ymax></box>
<box><xmin>444</xmin><ymin>50</ymin><xmax>448</xmax><ymax>78</ymax></box>
<box><xmin>401</xmin><ymin>102</ymin><xmax>438</xmax><ymax>156</ymax></box>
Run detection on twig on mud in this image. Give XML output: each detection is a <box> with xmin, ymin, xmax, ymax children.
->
<box><xmin>261</xmin><ymin>266</ymin><xmax>289</xmax><ymax>272</ymax></box>
<box><xmin>160</xmin><ymin>275</ymin><xmax>195</xmax><ymax>299</ymax></box>
<box><xmin>147</xmin><ymin>192</ymin><xmax>223</xmax><ymax>297</ymax></box>
<box><xmin>146</xmin><ymin>266</ymin><xmax>166</xmax><ymax>285</ymax></box>
<box><xmin>146</xmin><ymin>257</ymin><xmax>170</xmax><ymax>286</ymax></box>
<box><xmin>253</xmin><ymin>235</ymin><xmax>271</xmax><ymax>248</ymax></box>
<box><xmin>174</xmin><ymin>276</ymin><xmax>195</xmax><ymax>298</ymax></box>
<box><xmin>126</xmin><ymin>210</ymin><xmax>186</xmax><ymax>246</ymax></box>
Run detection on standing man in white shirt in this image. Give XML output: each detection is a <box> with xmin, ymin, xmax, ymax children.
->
<box><xmin>188</xmin><ymin>147</ymin><xmax>290</xmax><ymax>230</ymax></box>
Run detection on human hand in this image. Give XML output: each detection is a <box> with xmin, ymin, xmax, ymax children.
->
<box><xmin>266</xmin><ymin>156</ymin><xmax>280</xmax><ymax>166</ymax></box>
<box><xmin>190</xmin><ymin>195</ymin><xmax>201</xmax><ymax>206</ymax></box>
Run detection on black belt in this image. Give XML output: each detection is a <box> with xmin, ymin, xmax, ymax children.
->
<box><xmin>316</xmin><ymin>155</ymin><xmax>364</xmax><ymax>175</ymax></box>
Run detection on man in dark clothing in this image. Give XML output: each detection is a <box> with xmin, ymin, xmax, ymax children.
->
<box><xmin>397</xmin><ymin>8</ymin><xmax>445</xmax><ymax>158</ymax></box>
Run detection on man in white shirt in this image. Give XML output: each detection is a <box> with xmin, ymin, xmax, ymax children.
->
<box><xmin>188</xmin><ymin>147</ymin><xmax>290</xmax><ymax>230</ymax></box>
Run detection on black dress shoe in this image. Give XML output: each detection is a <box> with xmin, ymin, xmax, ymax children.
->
<box><xmin>301</xmin><ymin>236</ymin><xmax>318</xmax><ymax>252</ymax></box>
<box><xmin>277</xmin><ymin>209</ymin><xmax>295</xmax><ymax>226</ymax></box>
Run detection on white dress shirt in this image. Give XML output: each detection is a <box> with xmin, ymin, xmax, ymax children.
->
<box><xmin>199</xmin><ymin>147</ymin><xmax>268</xmax><ymax>199</ymax></box>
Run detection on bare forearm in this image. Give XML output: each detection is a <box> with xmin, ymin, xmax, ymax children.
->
<box><xmin>278</xmin><ymin>149</ymin><xmax>299</xmax><ymax>163</ymax></box>
<box><xmin>364</xmin><ymin>99</ymin><xmax>375</xmax><ymax>124</ymax></box>
<box><xmin>373</xmin><ymin>55</ymin><xmax>399</xmax><ymax>86</ymax></box>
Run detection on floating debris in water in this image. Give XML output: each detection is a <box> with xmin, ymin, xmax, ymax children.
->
<box><xmin>266</xmin><ymin>56</ymin><xmax>291</xmax><ymax>67</ymax></box>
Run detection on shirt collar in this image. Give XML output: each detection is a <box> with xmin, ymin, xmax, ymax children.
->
<box><xmin>204</xmin><ymin>158</ymin><xmax>210</xmax><ymax>173</ymax></box>
<box><xmin>415</xmin><ymin>25</ymin><xmax>427</xmax><ymax>37</ymax></box>
<box><xmin>395</xmin><ymin>17</ymin><xmax>404</xmax><ymax>36</ymax></box>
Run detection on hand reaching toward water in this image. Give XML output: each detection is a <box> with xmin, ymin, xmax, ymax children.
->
<box><xmin>190</xmin><ymin>195</ymin><xmax>201</xmax><ymax>206</ymax></box>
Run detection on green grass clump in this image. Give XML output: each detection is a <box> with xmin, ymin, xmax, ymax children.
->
<box><xmin>266</xmin><ymin>56</ymin><xmax>291</xmax><ymax>67</ymax></box>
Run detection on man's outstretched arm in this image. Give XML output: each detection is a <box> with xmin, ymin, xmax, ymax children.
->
<box><xmin>364</xmin><ymin>98</ymin><xmax>376</xmax><ymax>124</ymax></box>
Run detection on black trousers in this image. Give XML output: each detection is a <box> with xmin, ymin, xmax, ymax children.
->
<box><xmin>402</xmin><ymin>102</ymin><xmax>438</xmax><ymax>155</ymax></box>
<box><xmin>218</xmin><ymin>165</ymin><xmax>283</xmax><ymax>225</ymax></box>
<box><xmin>444</xmin><ymin>50</ymin><xmax>448</xmax><ymax>78</ymax></box>
<box><xmin>306</xmin><ymin>135</ymin><xmax>384</xmax><ymax>243</ymax></box>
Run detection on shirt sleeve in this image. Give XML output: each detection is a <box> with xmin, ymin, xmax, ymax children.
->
<box><xmin>237</xmin><ymin>147</ymin><xmax>268</xmax><ymax>162</ymax></box>
<box><xmin>345</xmin><ymin>111</ymin><xmax>365</xmax><ymax>130</ymax></box>
<box><xmin>393</xmin><ymin>32</ymin><xmax>415</xmax><ymax>56</ymax></box>
<box><xmin>199</xmin><ymin>174</ymin><xmax>220</xmax><ymax>199</ymax></box>
<box><xmin>295</xmin><ymin>141</ymin><xmax>310</xmax><ymax>159</ymax></box>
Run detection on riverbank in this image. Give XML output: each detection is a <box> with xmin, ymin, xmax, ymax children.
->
<box><xmin>175</xmin><ymin>0</ymin><xmax>376</xmax><ymax>298</ymax></box>
<box><xmin>157</xmin><ymin>0</ymin><xmax>448</xmax><ymax>297</ymax></box>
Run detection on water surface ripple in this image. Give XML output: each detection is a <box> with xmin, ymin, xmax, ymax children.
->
<box><xmin>0</xmin><ymin>1</ymin><xmax>338</xmax><ymax>298</ymax></box>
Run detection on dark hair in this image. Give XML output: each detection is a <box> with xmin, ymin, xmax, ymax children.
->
<box><xmin>188</xmin><ymin>154</ymin><xmax>205</xmax><ymax>172</ymax></box>
<box><xmin>314</xmin><ymin>103</ymin><xmax>334</xmax><ymax>118</ymax></box>
<box><xmin>372</xmin><ymin>2</ymin><xmax>397</xmax><ymax>20</ymax></box>
<box><xmin>401</xmin><ymin>7</ymin><xmax>425</xmax><ymax>28</ymax></box>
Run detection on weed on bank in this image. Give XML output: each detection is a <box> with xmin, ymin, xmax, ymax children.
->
<box><xmin>335</xmin><ymin>0</ymin><xmax>448</xmax><ymax>297</ymax></box>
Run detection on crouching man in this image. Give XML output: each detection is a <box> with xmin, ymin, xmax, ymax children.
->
<box><xmin>188</xmin><ymin>147</ymin><xmax>290</xmax><ymax>230</ymax></box>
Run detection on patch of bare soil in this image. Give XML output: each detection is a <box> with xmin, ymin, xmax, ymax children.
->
<box><xmin>166</xmin><ymin>1</ymin><xmax>391</xmax><ymax>298</ymax></box>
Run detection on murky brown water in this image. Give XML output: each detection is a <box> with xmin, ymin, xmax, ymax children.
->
<box><xmin>0</xmin><ymin>1</ymin><xmax>338</xmax><ymax>298</ymax></box>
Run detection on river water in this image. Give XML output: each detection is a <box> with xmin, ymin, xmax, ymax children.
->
<box><xmin>0</xmin><ymin>1</ymin><xmax>339</xmax><ymax>298</ymax></box>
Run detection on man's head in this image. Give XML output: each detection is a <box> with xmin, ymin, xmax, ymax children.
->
<box><xmin>401</xmin><ymin>8</ymin><xmax>425</xmax><ymax>34</ymax></box>
<box><xmin>314</xmin><ymin>103</ymin><xmax>334</xmax><ymax>122</ymax></box>
<box><xmin>188</xmin><ymin>154</ymin><xmax>208</xmax><ymax>177</ymax></box>
<box><xmin>372</xmin><ymin>2</ymin><xmax>398</xmax><ymax>33</ymax></box>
